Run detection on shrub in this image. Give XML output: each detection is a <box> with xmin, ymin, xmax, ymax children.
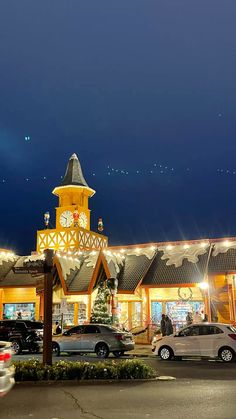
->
<box><xmin>12</xmin><ymin>359</ymin><xmax>156</xmax><ymax>382</ymax></box>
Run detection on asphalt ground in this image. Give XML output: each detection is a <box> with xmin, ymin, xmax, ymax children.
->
<box><xmin>1</xmin><ymin>379</ymin><xmax>236</xmax><ymax>419</ymax></box>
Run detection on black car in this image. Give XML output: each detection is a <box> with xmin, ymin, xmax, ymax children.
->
<box><xmin>0</xmin><ymin>320</ymin><xmax>43</xmax><ymax>355</ymax></box>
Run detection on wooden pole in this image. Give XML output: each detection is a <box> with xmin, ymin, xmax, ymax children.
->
<box><xmin>43</xmin><ymin>249</ymin><xmax>54</xmax><ymax>366</ymax></box>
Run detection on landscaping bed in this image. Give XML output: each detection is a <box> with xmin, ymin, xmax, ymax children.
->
<box><xmin>12</xmin><ymin>359</ymin><xmax>156</xmax><ymax>382</ymax></box>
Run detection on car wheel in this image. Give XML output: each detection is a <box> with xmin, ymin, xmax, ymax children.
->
<box><xmin>95</xmin><ymin>343</ymin><xmax>109</xmax><ymax>359</ymax></box>
<box><xmin>219</xmin><ymin>347</ymin><xmax>235</xmax><ymax>362</ymax></box>
<box><xmin>113</xmin><ymin>351</ymin><xmax>125</xmax><ymax>358</ymax></box>
<box><xmin>52</xmin><ymin>342</ymin><xmax>60</xmax><ymax>357</ymax></box>
<box><xmin>10</xmin><ymin>339</ymin><xmax>22</xmax><ymax>355</ymax></box>
<box><xmin>159</xmin><ymin>346</ymin><xmax>173</xmax><ymax>361</ymax></box>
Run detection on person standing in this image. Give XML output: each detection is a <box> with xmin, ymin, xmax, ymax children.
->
<box><xmin>186</xmin><ymin>312</ymin><xmax>193</xmax><ymax>326</ymax></box>
<box><xmin>193</xmin><ymin>311</ymin><xmax>202</xmax><ymax>323</ymax></box>
<box><xmin>165</xmin><ymin>316</ymin><xmax>173</xmax><ymax>335</ymax></box>
<box><xmin>160</xmin><ymin>314</ymin><xmax>167</xmax><ymax>336</ymax></box>
<box><xmin>52</xmin><ymin>321</ymin><xmax>62</xmax><ymax>335</ymax></box>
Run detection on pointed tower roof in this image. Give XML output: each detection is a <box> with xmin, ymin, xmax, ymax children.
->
<box><xmin>52</xmin><ymin>153</ymin><xmax>95</xmax><ymax>197</ymax></box>
<box><xmin>60</xmin><ymin>153</ymin><xmax>89</xmax><ymax>187</ymax></box>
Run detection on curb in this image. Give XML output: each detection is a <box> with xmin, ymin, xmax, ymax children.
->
<box><xmin>15</xmin><ymin>377</ymin><xmax>161</xmax><ymax>386</ymax></box>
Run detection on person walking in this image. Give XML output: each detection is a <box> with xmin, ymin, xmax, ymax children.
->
<box><xmin>160</xmin><ymin>314</ymin><xmax>167</xmax><ymax>336</ymax></box>
<box><xmin>165</xmin><ymin>315</ymin><xmax>174</xmax><ymax>335</ymax></box>
<box><xmin>203</xmin><ymin>314</ymin><xmax>208</xmax><ymax>322</ymax></box>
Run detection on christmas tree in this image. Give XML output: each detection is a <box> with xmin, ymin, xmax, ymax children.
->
<box><xmin>90</xmin><ymin>282</ymin><xmax>111</xmax><ymax>324</ymax></box>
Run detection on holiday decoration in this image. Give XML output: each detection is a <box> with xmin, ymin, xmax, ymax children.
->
<box><xmin>178</xmin><ymin>287</ymin><xmax>193</xmax><ymax>301</ymax></box>
<box><xmin>90</xmin><ymin>282</ymin><xmax>111</xmax><ymax>324</ymax></box>
<box><xmin>73</xmin><ymin>209</ymin><xmax>79</xmax><ymax>227</ymax></box>
<box><xmin>98</xmin><ymin>218</ymin><xmax>104</xmax><ymax>232</ymax></box>
<box><xmin>158</xmin><ymin>242</ymin><xmax>209</xmax><ymax>267</ymax></box>
<box><xmin>44</xmin><ymin>211</ymin><xmax>50</xmax><ymax>228</ymax></box>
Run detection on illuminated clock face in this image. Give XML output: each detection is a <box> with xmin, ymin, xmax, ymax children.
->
<box><xmin>59</xmin><ymin>210</ymin><xmax>74</xmax><ymax>228</ymax></box>
<box><xmin>79</xmin><ymin>212</ymin><xmax>88</xmax><ymax>229</ymax></box>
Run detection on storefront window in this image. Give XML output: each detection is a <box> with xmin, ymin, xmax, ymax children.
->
<box><xmin>3</xmin><ymin>303</ymin><xmax>35</xmax><ymax>320</ymax></box>
<box><xmin>131</xmin><ymin>302</ymin><xmax>142</xmax><ymax>329</ymax></box>
<box><xmin>166</xmin><ymin>301</ymin><xmax>204</xmax><ymax>330</ymax></box>
<box><xmin>117</xmin><ymin>302</ymin><xmax>129</xmax><ymax>329</ymax></box>
<box><xmin>52</xmin><ymin>302</ymin><xmax>75</xmax><ymax>326</ymax></box>
<box><xmin>151</xmin><ymin>301</ymin><xmax>163</xmax><ymax>325</ymax></box>
<box><xmin>78</xmin><ymin>303</ymin><xmax>87</xmax><ymax>324</ymax></box>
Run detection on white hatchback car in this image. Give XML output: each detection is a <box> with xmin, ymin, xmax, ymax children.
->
<box><xmin>153</xmin><ymin>323</ymin><xmax>236</xmax><ymax>362</ymax></box>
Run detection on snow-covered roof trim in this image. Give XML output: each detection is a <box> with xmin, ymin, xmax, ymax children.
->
<box><xmin>104</xmin><ymin>251</ymin><xmax>125</xmax><ymax>274</ymax></box>
<box><xmin>158</xmin><ymin>242</ymin><xmax>210</xmax><ymax>268</ymax></box>
<box><xmin>24</xmin><ymin>254</ymin><xmax>45</xmax><ymax>263</ymax></box>
<box><xmin>84</xmin><ymin>251</ymin><xmax>99</xmax><ymax>268</ymax></box>
<box><xmin>212</xmin><ymin>241</ymin><xmax>236</xmax><ymax>257</ymax></box>
<box><xmin>57</xmin><ymin>254</ymin><xmax>81</xmax><ymax>278</ymax></box>
<box><xmin>0</xmin><ymin>251</ymin><xmax>17</xmax><ymax>266</ymax></box>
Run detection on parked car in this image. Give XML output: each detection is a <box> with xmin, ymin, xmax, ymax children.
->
<box><xmin>152</xmin><ymin>323</ymin><xmax>236</xmax><ymax>362</ymax></box>
<box><xmin>0</xmin><ymin>341</ymin><xmax>15</xmax><ymax>396</ymax></box>
<box><xmin>52</xmin><ymin>324</ymin><xmax>135</xmax><ymax>358</ymax></box>
<box><xmin>0</xmin><ymin>320</ymin><xmax>43</xmax><ymax>355</ymax></box>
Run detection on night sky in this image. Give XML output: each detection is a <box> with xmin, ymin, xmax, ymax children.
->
<box><xmin>1</xmin><ymin>1</ymin><xmax>236</xmax><ymax>255</ymax></box>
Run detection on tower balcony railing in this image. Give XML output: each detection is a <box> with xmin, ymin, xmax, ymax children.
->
<box><xmin>37</xmin><ymin>227</ymin><xmax>108</xmax><ymax>253</ymax></box>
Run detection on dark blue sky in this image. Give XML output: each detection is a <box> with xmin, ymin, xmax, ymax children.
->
<box><xmin>0</xmin><ymin>1</ymin><xmax>236</xmax><ymax>254</ymax></box>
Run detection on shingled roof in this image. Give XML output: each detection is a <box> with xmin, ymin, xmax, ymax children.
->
<box><xmin>142</xmin><ymin>251</ymin><xmax>208</xmax><ymax>286</ymax></box>
<box><xmin>59</xmin><ymin>153</ymin><xmax>90</xmax><ymax>188</ymax></box>
<box><xmin>208</xmin><ymin>247</ymin><xmax>236</xmax><ymax>273</ymax></box>
<box><xmin>56</xmin><ymin>251</ymin><xmax>100</xmax><ymax>293</ymax></box>
<box><xmin>0</xmin><ymin>256</ymin><xmax>43</xmax><ymax>287</ymax></box>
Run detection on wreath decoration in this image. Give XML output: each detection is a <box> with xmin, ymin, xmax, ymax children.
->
<box><xmin>178</xmin><ymin>287</ymin><xmax>193</xmax><ymax>302</ymax></box>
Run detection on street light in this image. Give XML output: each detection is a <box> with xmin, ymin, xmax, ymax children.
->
<box><xmin>199</xmin><ymin>282</ymin><xmax>209</xmax><ymax>290</ymax></box>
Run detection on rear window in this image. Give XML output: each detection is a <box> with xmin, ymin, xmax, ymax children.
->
<box><xmin>100</xmin><ymin>326</ymin><xmax>121</xmax><ymax>333</ymax></box>
<box><xmin>24</xmin><ymin>321</ymin><xmax>43</xmax><ymax>329</ymax></box>
<box><xmin>227</xmin><ymin>326</ymin><xmax>236</xmax><ymax>333</ymax></box>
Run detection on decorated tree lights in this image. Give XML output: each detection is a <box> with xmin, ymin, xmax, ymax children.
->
<box><xmin>90</xmin><ymin>282</ymin><xmax>112</xmax><ymax>325</ymax></box>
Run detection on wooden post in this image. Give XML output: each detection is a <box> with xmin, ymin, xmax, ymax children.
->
<box><xmin>0</xmin><ymin>289</ymin><xmax>3</xmax><ymax>320</ymax></box>
<box><xmin>145</xmin><ymin>288</ymin><xmax>151</xmax><ymax>344</ymax></box>
<box><xmin>43</xmin><ymin>249</ymin><xmax>54</xmax><ymax>366</ymax></box>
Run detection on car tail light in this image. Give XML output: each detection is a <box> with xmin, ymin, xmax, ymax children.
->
<box><xmin>0</xmin><ymin>352</ymin><xmax>11</xmax><ymax>362</ymax></box>
<box><xmin>228</xmin><ymin>334</ymin><xmax>236</xmax><ymax>341</ymax></box>
<box><xmin>114</xmin><ymin>334</ymin><xmax>124</xmax><ymax>341</ymax></box>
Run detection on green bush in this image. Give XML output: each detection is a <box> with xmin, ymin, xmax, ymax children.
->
<box><xmin>12</xmin><ymin>359</ymin><xmax>156</xmax><ymax>382</ymax></box>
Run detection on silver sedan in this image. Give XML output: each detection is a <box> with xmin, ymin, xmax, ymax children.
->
<box><xmin>52</xmin><ymin>324</ymin><xmax>135</xmax><ymax>358</ymax></box>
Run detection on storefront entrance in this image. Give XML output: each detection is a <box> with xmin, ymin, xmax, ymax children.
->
<box><xmin>151</xmin><ymin>300</ymin><xmax>205</xmax><ymax>331</ymax></box>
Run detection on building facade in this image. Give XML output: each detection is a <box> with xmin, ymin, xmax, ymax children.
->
<box><xmin>0</xmin><ymin>154</ymin><xmax>236</xmax><ymax>343</ymax></box>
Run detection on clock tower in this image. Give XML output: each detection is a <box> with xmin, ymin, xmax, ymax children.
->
<box><xmin>53</xmin><ymin>153</ymin><xmax>95</xmax><ymax>231</ymax></box>
<box><xmin>36</xmin><ymin>154</ymin><xmax>108</xmax><ymax>252</ymax></box>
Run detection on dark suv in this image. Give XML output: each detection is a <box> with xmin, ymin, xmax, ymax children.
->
<box><xmin>0</xmin><ymin>320</ymin><xmax>43</xmax><ymax>355</ymax></box>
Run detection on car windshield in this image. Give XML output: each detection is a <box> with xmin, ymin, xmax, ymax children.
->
<box><xmin>227</xmin><ymin>326</ymin><xmax>236</xmax><ymax>333</ymax></box>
